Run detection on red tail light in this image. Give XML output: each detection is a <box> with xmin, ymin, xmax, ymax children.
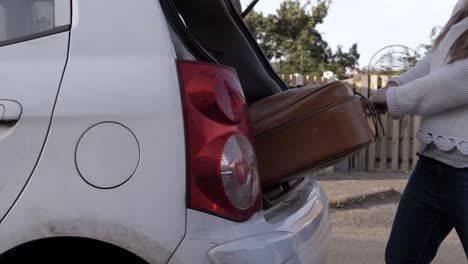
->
<box><xmin>177</xmin><ymin>60</ymin><xmax>261</xmax><ymax>222</ymax></box>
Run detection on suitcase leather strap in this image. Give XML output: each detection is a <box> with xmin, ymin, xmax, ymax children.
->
<box><xmin>354</xmin><ymin>90</ymin><xmax>385</xmax><ymax>142</ymax></box>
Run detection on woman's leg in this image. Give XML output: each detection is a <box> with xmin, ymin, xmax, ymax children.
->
<box><xmin>444</xmin><ymin>164</ymin><xmax>468</xmax><ymax>257</ymax></box>
<box><xmin>385</xmin><ymin>156</ymin><xmax>453</xmax><ymax>264</ymax></box>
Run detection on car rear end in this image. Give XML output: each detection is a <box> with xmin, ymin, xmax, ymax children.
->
<box><xmin>170</xmin><ymin>176</ymin><xmax>331</xmax><ymax>263</ymax></box>
<box><xmin>167</xmin><ymin>14</ymin><xmax>331</xmax><ymax>262</ymax></box>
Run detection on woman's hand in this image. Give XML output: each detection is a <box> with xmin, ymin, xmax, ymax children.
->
<box><xmin>370</xmin><ymin>82</ymin><xmax>398</xmax><ymax>114</ymax></box>
<box><xmin>370</xmin><ymin>88</ymin><xmax>388</xmax><ymax>114</ymax></box>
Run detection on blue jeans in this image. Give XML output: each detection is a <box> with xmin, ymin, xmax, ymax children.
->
<box><xmin>386</xmin><ymin>155</ymin><xmax>468</xmax><ymax>263</ymax></box>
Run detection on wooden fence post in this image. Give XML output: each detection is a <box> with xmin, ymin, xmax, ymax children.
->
<box><xmin>352</xmin><ymin>82</ymin><xmax>367</xmax><ymax>171</ymax></box>
<box><xmin>360</xmin><ymin>74</ymin><xmax>369</xmax><ymax>98</ymax></box>
<box><xmin>378</xmin><ymin>76</ymin><xmax>389</xmax><ymax>170</ymax></box>
<box><xmin>304</xmin><ymin>75</ymin><xmax>311</xmax><ymax>86</ymax></box>
<box><xmin>366</xmin><ymin>75</ymin><xmax>379</xmax><ymax>171</ymax></box>
<box><xmin>281</xmin><ymin>74</ymin><xmax>290</xmax><ymax>87</ymax></box>
<box><xmin>412</xmin><ymin>116</ymin><xmax>421</xmax><ymax>169</ymax></box>
<box><xmin>294</xmin><ymin>73</ymin><xmax>304</xmax><ymax>87</ymax></box>
<box><xmin>359</xmin><ymin>74</ymin><xmax>370</xmax><ymax>171</ymax></box>
<box><xmin>379</xmin><ymin>114</ymin><xmax>388</xmax><ymax>170</ymax></box>
<box><xmin>391</xmin><ymin>120</ymin><xmax>400</xmax><ymax>171</ymax></box>
<box><xmin>401</xmin><ymin>116</ymin><xmax>411</xmax><ymax>172</ymax></box>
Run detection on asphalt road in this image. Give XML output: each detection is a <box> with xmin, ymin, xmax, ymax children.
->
<box><xmin>329</xmin><ymin>236</ymin><xmax>466</xmax><ymax>264</ymax></box>
<box><xmin>327</xmin><ymin>200</ymin><xmax>467</xmax><ymax>264</ymax></box>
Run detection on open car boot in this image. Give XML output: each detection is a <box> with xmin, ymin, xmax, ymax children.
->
<box><xmin>165</xmin><ymin>0</ymin><xmax>382</xmax><ymax>188</ymax></box>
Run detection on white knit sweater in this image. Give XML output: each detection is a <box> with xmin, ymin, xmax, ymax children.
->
<box><xmin>386</xmin><ymin>2</ymin><xmax>468</xmax><ymax>155</ymax></box>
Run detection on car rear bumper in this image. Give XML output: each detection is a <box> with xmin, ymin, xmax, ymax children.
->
<box><xmin>168</xmin><ymin>177</ymin><xmax>331</xmax><ymax>264</ymax></box>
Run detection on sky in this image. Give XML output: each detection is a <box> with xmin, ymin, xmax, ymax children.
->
<box><xmin>240</xmin><ymin>0</ymin><xmax>459</xmax><ymax>67</ymax></box>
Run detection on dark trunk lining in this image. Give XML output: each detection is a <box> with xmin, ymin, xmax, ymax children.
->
<box><xmin>164</xmin><ymin>0</ymin><xmax>287</xmax><ymax>105</ymax></box>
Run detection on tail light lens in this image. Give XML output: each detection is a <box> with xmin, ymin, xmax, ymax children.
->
<box><xmin>221</xmin><ymin>135</ymin><xmax>259</xmax><ymax>210</ymax></box>
<box><xmin>177</xmin><ymin>60</ymin><xmax>261</xmax><ymax>222</ymax></box>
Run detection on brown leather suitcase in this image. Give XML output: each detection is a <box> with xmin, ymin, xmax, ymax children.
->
<box><xmin>249</xmin><ymin>81</ymin><xmax>380</xmax><ymax>188</ymax></box>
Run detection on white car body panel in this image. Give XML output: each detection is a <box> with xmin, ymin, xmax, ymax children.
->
<box><xmin>0</xmin><ymin>0</ymin><xmax>187</xmax><ymax>263</ymax></box>
<box><xmin>0</xmin><ymin>1</ymin><xmax>331</xmax><ymax>263</ymax></box>
<box><xmin>169</xmin><ymin>178</ymin><xmax>331</xmax><ymax>264</ymax></box>
<box><xmin>0</xmin><ymin>33</ymin><xmax>69</xmax><ymax>222</ymax></box>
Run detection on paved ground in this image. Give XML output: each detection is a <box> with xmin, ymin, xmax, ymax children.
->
<box><xmin>318</xmin><ymin>172</ymin><xmax>467</xmax><ymax>264</ymax></box>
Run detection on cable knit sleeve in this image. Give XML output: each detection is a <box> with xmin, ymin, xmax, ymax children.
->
<box><xmin>389</xmin><ymin>54</ymin><xmax>432</xmax><ymax>86</ymax></box>
<box><xmin>387</xmin><ymin>58</ymin><xmax>468</xmax><ymax>119</ymax></box>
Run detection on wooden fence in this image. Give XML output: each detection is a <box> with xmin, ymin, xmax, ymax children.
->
<box><xmin>279</xmin><ymin>73</ymin><xmax>420</xmax><ymax>173</ymax></box>
<box><xmin>280</xmin><ymin>73</ymin><xmax>327</xmax><ymax>87</ymax></box>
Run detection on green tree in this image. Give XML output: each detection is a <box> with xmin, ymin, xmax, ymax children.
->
<box><xmin>327</xmin><ymin>44</ymin><xmax>360</xmax><ymax>78</ymax></box>
<box><xmin>245</xmin><ymin>0</ymin><xmax>360</xmax><ymax>78</ymax></box>
<box><xmin>245</xmin><ymin>10</ymin><xmax>276</xmax><ymax>59</ymax></box>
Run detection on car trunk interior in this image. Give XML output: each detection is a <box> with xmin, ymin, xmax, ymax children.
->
<box><xmin>161</xmin><ymin>0</ymin><xmax>287</xmax><ymax>105</ymax></box>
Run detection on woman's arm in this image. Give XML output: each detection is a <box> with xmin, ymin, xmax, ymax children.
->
<box><xmin>387</xmin><ymin>58</ymin><xmax>468</xmax><ymax>119</ymax></box>
<box><xmin>389</xmin><ymin>54</ymin><xmax>432</xmax><ymax>86</ymax></box>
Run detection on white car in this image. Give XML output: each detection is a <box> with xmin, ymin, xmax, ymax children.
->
<box><xmin>0</xmin><ymin>0</ymin><xmax>331</xmax><ymax>263</ymax></box>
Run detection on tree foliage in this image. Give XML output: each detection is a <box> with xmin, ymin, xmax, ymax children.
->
<box><xmin>246</xmin><ymin>0</ymin><xmax>360</xmax><ymax>78</ymax></box>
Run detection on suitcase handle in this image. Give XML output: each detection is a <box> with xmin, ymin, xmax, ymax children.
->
<box><xmin>354</xmin><ymin>91</ymin><xmax>385</xmax><ymax>141</ymax></box>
